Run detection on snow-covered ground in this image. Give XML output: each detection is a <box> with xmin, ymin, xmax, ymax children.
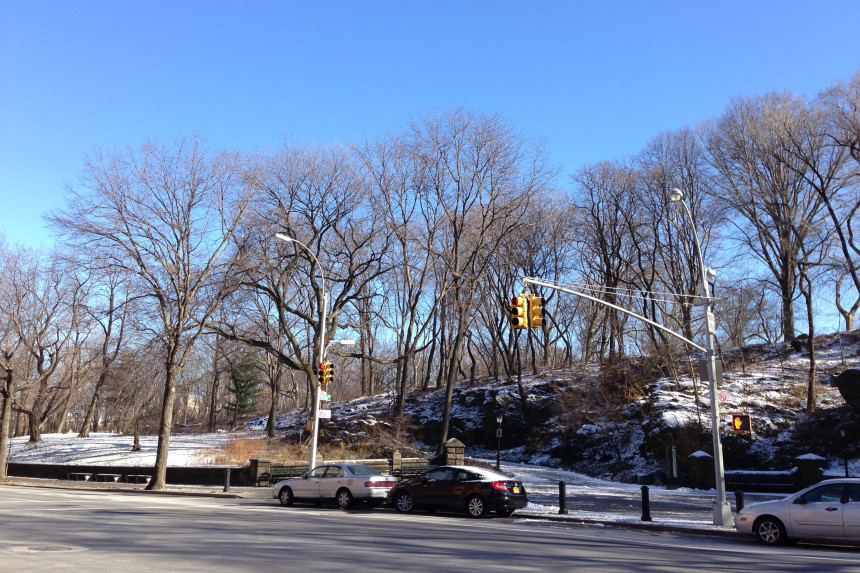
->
<box><xmin>6</xmin><ymin>432</ymin><xmax>235</xmax><ymax>467</ymax></box>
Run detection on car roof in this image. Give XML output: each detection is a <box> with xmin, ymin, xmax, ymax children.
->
<box><xmin>325</xmin><ymin>462</ymin><xmax>393</xmax><ymax>476</ymax></box>
<box><xmin>811</xmin><ymin>478</ymin><xmax>860</xmax><ymax>485</ymax></box>
<box><xmin>434</xmin><ymin>465</ymin><xmax>512</xmax><ymax>480</ymax></box>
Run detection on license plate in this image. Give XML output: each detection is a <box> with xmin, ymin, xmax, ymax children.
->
<box><xmin>512</xmin><ymin>486</ymin><xmax>520</xmax><ymax>494</ymax></box>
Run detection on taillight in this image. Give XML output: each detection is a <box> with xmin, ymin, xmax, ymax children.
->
<box><xmin>366</xmin><ymin>480</ymin><xmax>397</xmax><ymax>487</ymax></box>
<box><xmin>489</xmin><ymin>481</ymin><xmax>509</xmax><ymax>491</ymax></box>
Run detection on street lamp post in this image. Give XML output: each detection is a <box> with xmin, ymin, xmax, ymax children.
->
<box><xmin>275</xmin><ymin>233</ymin><xmax>328</xmax><ymax>470</ymax></box>
<box><xmin>668</xmin><ymin>188</ymin><xmax>732</xmax><ymax>527</ymax></box>
<box><xmin>496</xmin><ymin>414</ymin><xmax>503</xmax><ymax>471</ymax></box>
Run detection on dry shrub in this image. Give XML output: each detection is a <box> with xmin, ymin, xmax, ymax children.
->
<box><xmin>201</xmin><ymin>433</ymin><xmax>409</xmax><ymax>466</ymax></box>
<box><xmin>201</xmin><ymin>436</ymin><xmax>306</xmax><ymax>465</ymax></box>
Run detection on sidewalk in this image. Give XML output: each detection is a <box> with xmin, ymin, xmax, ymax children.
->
<box><xmin>2</xmin><ymin>476</ymin><xmax>748</xmax><ymax>539</ymax></box>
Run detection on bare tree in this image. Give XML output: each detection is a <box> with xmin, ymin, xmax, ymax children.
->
<box><xmin>570</xmin><ymin>161</ymin><xmax>637</xmax><ymax>361</ymax></box>
<box><xmin>703</xmin><ymin>93</ymin><xmax>825</xmax><ymax>342</ymax></box>
<box><xmin>406</xmin><ymin>109</ymin><xmax>552</xmax><ymax>451</ymax></box>
<box><xmin>214</xmin><ymin>142</ymin><xmax>388</xmax><ymax>444</ymax></box>
<box><xmin>78</xmin><ymin>268</ymin><xmax>131</xmax><ymax>437</ymax></box>
<box><xmin>816</xmin><ymin>72</ymin><xmax>860</xmax><ymax>329</ymax></box>
<box><xmin>48</xmin><ymin>135</ymin><xmax>251</xmax><ymax>490</ymax></box>
<box><xmin>359</xmin><ymin>132</ymin><xmax>451</xmax><ymax>415</ymax></box>
<box><xmin>0</xmin><ymin>248</ymin><xmax>84</xmax><ymax>443</ymax></box>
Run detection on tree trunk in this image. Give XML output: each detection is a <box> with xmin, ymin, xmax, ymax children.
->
<box><xmin>208</xmin><ymin>337</ymin><xmax>220</xmax><ymax>433</ymax></box>
<box><xmin>437</xmin><ymin>304</ymin><xmax>467</xmax><ymax>452</ymax></box>
<box><xmin>146</xmin><ymin>360</ymin><xmax>179</xmax><ymax>491</ymax></box>
<box><xmin>131</xmin><ymin>419</ymin><xmax>141</xmax><ymax>451</ymax></box>
<box><xmin>804</xmin><ymin>280</ymin><xmax>817</xmax><ymax>414</ymax></box>
<box><xmin>79</xmin><ymin>370</ymin><xmax>107</xmax><ymax>438</ymax></box>
<box><xmin>0</xmin><ymin>369</ymin><xmax>13</xmax><ymax>481</ymax></box>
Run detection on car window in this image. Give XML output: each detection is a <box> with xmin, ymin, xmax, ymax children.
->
<box><xmin>425</xmin><ymin>468</ymin><xmax>455</xmax><ymax>483</ymax></box>
<box><xmin>846</xmin><ymin>484</ymin><xmax>860</xmax><ymax>502</ymax></box>
<box><xmin>308</xmin><ymin>466</ymin><xmax>328</xmax><ymax>478</ymax></box>
<box><xmin>800</xmin><ymin>484</ymin><xmax>845</xmax><ymax>503</ymax></box>
<box><xmin>324</xmin><ymin>466</ymin><xmax>345</xmax><ymax>478</ymax></box>
<box><xmin>344</xmin><ymin>464</ymin><xmax>379</xmax><ymax>476</ymax></box>
<box><xmin>454</xmin><ymin>470</ymin><xmax>470</xmax><ymax>482</ymax></box>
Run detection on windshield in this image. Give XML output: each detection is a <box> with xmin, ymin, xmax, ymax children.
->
<box><xmin>343</xmin><ymin>464</ymin><xmax>380</xmax><ymax>476</ymax></box>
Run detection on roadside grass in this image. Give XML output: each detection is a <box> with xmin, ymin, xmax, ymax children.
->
<box><xmin>200</xmin><ymin>435</ymin><xmax>386</xmax><ymax>465</ymax></box>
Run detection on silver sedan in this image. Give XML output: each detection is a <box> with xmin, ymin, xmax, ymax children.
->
<box><xmin>272</xmin><ymin>463</ymin><xmax>398</xmax><ymax>509</ymax></box>
<box><xmin>734</xmin><ymin>478</ymin><xmax>860</xmax><ymax>545</ymax></box>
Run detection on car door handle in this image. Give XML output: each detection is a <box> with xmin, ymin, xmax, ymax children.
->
<box><xmin>826</xmin><ymin>507</ymin><xmax>839</xmax><ymax>512</ymax></box>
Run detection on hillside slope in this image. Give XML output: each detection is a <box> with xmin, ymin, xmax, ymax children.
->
<box><xmin>246</xmin><ymin>330</ymin><xmax>860</xmax><ymax>482</ymax></box>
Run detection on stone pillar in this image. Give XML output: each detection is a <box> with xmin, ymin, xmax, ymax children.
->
<box><xmin>443</xmin><ymin>438</ymin><xmax>465</xmax><ymax>466</ymax></box>
<box><xmin>249</xmin><ymin>458</ymin><xmax>271</xmax><ymax>486</ymax></box>
<box><xmin>686</xmin><ymin>451</ymin><xmax>715</xmax><ymax>490</ymax></box>
<box><xmin>794</xmin><ymin>454</ymin><xmax>825</xmax><ymax>489</ymax></box>
<box><xmin>392</xmin><ymin>450</ymin><xmax>402</xmax><ymax>477</ymax></box>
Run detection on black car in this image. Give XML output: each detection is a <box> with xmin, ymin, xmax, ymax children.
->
<box><xmin>387</xmin><ymin>465</ymin><xmax>527</xmax><ymax>518</ymax></box>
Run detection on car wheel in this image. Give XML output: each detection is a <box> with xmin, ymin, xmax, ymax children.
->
<box><xmin>466</xmin><ymin>495</ymin><xmax>487</xmax><ymax>518</ymax></box>
<box><xmin>278</xmin><ymin>487</ymin><xmax>294</xmax><ymax>507</ymax></box>
<box><xmin>337</xmin><ymin>488</ymin><xmax>354</xmax><ymax>510</ymax></box>
<box><xmin>754</xmin><ymin>516</ymin><xmax>787</xmax><ymax>545</ymax></box>
<box><xmin>497</xmin><ymin>508</ymin><xmax>515</xmax><ymax>517</ymax></box>
<box><xmin>394</xmin><ymin>492</ymin><xmax>415</xmax><ymax>513</ymax></box>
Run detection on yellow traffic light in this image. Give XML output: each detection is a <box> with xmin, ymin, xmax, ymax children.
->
<box><xmin>730</xmin><ymin>413</ymin><xmax>752</xmax><ymax>433</ymax></box>
<box><xmin>318</xmin><ymin>361</ymin><xmax>333</xmax><ymax>385</ymax></box>
<box><xmin>529</xmin><ymin>296</ymin><xmax>544</xmax><ymax>328</ymax></box>
<box><xmin>510</xmin><ymin>295</ymin><xmax>528</xmax><ymax>329</ymax></box>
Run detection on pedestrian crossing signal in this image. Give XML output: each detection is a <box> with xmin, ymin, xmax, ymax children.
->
<box><xmin>730</xmin><ymin>413</ymin><xmax>752</xmax><ymax>434</ymax></box>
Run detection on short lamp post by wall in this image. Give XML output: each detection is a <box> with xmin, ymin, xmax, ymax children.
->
<box><xmin>840</xmin><ymin>427</ymin><xmax>850</xmax><ymax>478</ymax></box>
<box><xmin>496</xmin><ymin>414</ymin><xmax>503</xmax><ymax>471</ymax></box>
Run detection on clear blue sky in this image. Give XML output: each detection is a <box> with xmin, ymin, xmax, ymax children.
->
<box><xmin>2</xmin><ymin>1</ymin><xmax>859</xmax><ymax>250</ymax></box>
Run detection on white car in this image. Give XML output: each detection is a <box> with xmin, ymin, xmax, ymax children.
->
<box><xmin>734</xmin><ymin>478</ymin><xmax>860</xmax><ymax>545</ymax></box>
<box><xmin>272</xmin><ymin>463</ymin><xmax>398</xmax><ymax>509</ymax></box>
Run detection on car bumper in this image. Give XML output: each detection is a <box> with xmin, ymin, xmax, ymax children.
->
<box><xmin>486</xmin><ymin>492</ymin><xmax>528</xmax><ymax>511</ymax></box>
<box><xmin>733</xmin><ymin>514</ymin><xmax>754</xmax><ymax>534</ymax></box>
<box><xmin>354</xmin><ymin>488</ymin><xmax>392</xmax><ymax>501</ymax></box>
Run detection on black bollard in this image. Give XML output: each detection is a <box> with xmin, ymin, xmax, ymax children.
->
<box><xmin>223</xmin><ymin>468</ymin><xmax>231</xmax><ymax>492</ymax></box>
<box><xmin>735</xmin><ymin>490</ymin><xmax>744</xmax><ymax>513</ymax></box>
<box><xmin>558</xmin><ymin>481</ymin><xmax>568</xmax><ymax>514</ymax></box>
<box><xmin>641</xmin><ymin>485</ymin><xmax>652</xmax><ymax>522</ymax></box>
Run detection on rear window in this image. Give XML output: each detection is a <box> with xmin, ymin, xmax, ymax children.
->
<box><xmin>343</xmin><ymin>464</ymin><xmax>380</xmax><ymax>476</ymax></box>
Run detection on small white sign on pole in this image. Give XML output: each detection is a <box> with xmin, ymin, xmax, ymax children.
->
<box><xmin>718</xmin><ymin>390</ymin><xmax>732</xmax><ymax>404</ymax></box>
<box><xmin>318</xmin><ymin>409</ymin><xmax>332</xmax><ymax>419</ymax></box>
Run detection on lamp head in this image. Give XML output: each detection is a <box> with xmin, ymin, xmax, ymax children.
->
<box><xmin>668</xmin><ymin>188</ymin><xmax>684</xmax><ymax>202</ymax></box>
<box><xmin>274</xmin><ymin>233</ymin><xmax>293</xmax><ymax>243</ymax></box>
<box><xmin>496</xmin><ymin>414</ymin><xmax>503</xmax><ymax>425</ymax></box>
<box><xmin>335</xmin><ymin>339</ymin><xmax>356</xmax><ymax>346</ymax></box>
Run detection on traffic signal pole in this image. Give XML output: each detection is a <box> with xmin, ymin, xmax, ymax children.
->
<box><xmin>523</xmin><ymin>274</ymin><xmax>731</xmax><ymax>526</ymax></box>
<box><xmin>309</xmin><ymin>291</ymin><xmax>327</xmax><ymax>471</ymax></box>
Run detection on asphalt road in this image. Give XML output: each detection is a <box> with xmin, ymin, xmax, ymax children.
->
<box><xmin>2</xmin><ymin>486</ymin><xmax>859</xmax><ymax>572</ymax></box>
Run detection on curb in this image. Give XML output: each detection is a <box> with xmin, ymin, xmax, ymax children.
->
<box><xmin>515</xmin><ymin>511</ymin><xmax>745</xmax><ymax>538</ymax></box>
<box><xmin>2</xmin><ymin>479</ymin><xmax>244</xmax><ymax>499</ymax></box>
